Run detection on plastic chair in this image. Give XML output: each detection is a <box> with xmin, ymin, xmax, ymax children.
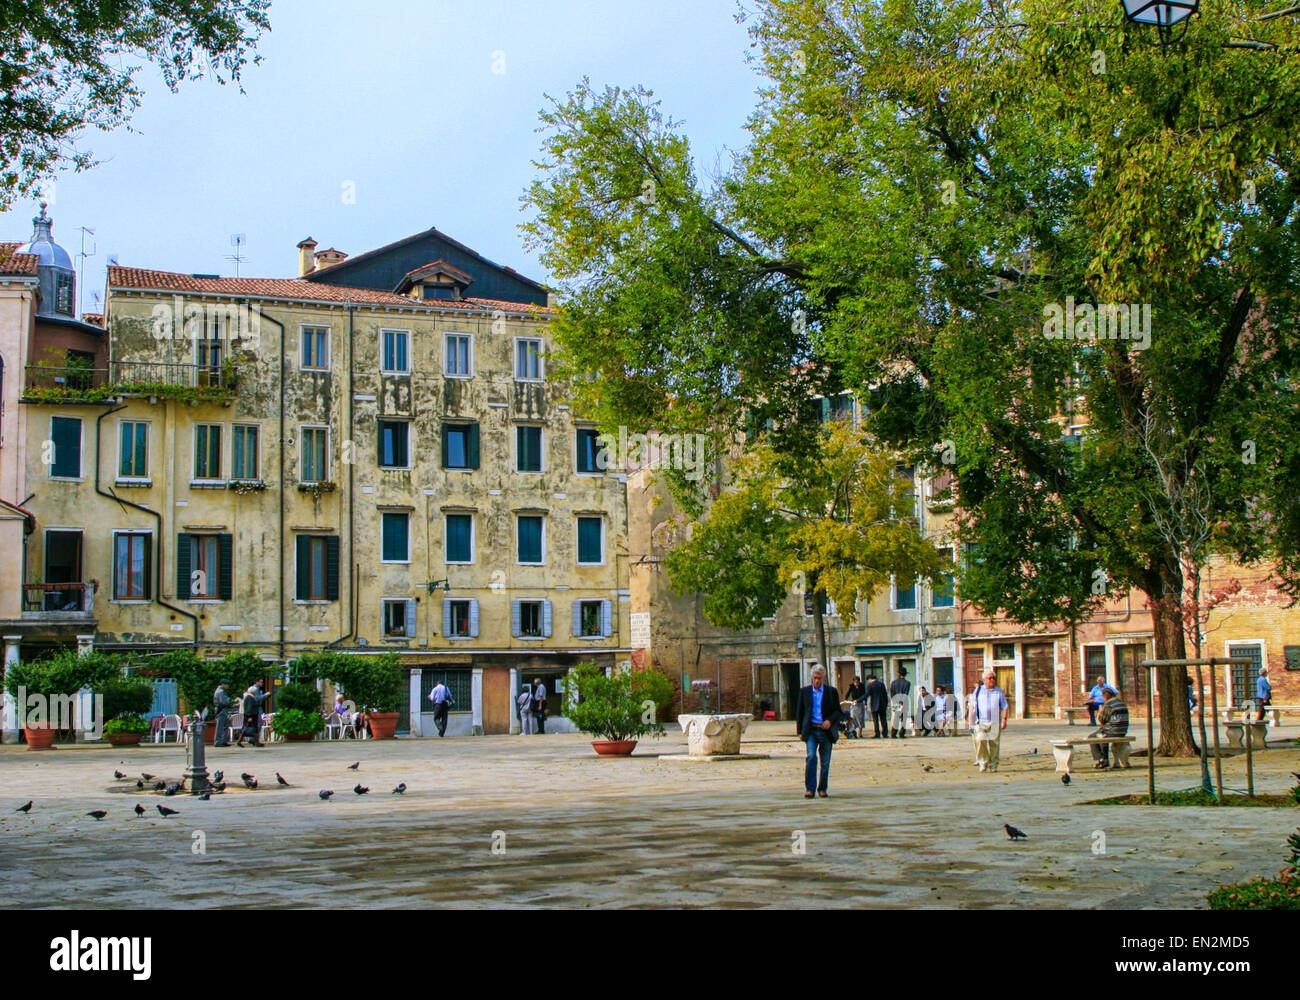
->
<box><xmin>156</xmin><ymin>714</ymin><xmax>182</xmax><ymax>744</ymax></box>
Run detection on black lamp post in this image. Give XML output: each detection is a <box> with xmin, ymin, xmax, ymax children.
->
<box><xmin>1121</xmin><ymin>0</ymin><xmax>1201</xmax><ymax>47</ymax></box>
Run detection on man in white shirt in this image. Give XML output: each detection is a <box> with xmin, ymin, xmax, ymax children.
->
<box><xmin>428</xmin><ymin>680</ymin><xmax>452</xmax><ymax>737</ymax></box>
<box><xmin>967</xmin><ymin>669</ymin><xmax>1009</xmax><ymax>772</ymax></box>
<box><xmin>517</xmin><ymin>686</ymin><xmax>534</xmax><ymax>735</ymax></box>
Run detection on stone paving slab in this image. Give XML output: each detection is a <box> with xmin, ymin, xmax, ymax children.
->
<box><xmin>1</xmin><ymin>721</ymin><xmax>1296</xmax><ymax>908</ymax></box>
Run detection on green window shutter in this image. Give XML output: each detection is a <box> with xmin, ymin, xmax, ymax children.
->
<box><xmin>295</xmin><ymin>536</ymin><xmax>310</xmax><ymax>601</ymax></box>
<box><xmin>440</xmin><ymin>424</ymin><xmax>450</xmax><ymax>469</ymax></box>
<box><xmin>176</xmin><ymin>533</ymin><xmax>192</xmax><ymax>600</ymax></box>
<box><xmin>141</xmin><ymin>534</ymin><xmax>153</xmax><ymax>599</ymax></box>
<box><xmin>326</xmin><ymin>535</ymin><xmax>340</xmax><ymax>601</ymax></box>
<box><xmin>51</xmin><ymin>417</ymin><xmax>81</xmax><ymax>478</ymax></box>
<box><xmin>218</xmin><ymin>534</ymin><xmax>234</xmax><ymax>600</ymax></box>
<box><xmin>468</xmin><ymin>423</ymin><xmax>480</xmax><ymax>469</ymax></box>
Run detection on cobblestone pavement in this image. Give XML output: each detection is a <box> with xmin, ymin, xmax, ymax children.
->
<box><xmin>1</xmin><ymin>721</ymin><xmax>1296</xmax><ymax>908</ymax></box>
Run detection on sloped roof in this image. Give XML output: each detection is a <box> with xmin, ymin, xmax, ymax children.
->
<box><xmin>0</xmin><ymin>242</ymin><xmax>39</xmax><ymax>277</ymax></box>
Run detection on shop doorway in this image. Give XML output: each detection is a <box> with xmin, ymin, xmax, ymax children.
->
<box><xmin>1023</xmin><ymin>643</ymin><xmax>1055</xmax><ymax>717</ymax></box>
<box><xmin>779</xmin><ymin>661</ymin><xmax>801</xmax><ymax>719</ymax></box>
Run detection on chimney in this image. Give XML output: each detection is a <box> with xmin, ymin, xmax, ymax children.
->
<box><xmin>297</xmin><ymin>237</ymin><xmax>318</xmax><ymax>276</ymax></box>
<box><xmin>314</xmin><ymin>248</ymin><xmax>348</xmax><ymax>270</ymax></box>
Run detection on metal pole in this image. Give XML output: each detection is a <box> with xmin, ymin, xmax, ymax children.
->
<box><xmin>1208</xmin><ymin>658</ymin><xmax>1223</xmax><ymax>800</ymax></box>
<box><xmin>1146</xmin><ymin>664</ymin><xmax>1156</xmax><ymax>803</ymax></box>
<box><xmin>1245</xmin><ymin>702</ymin><xmax>1255</xmax><ymax>799</ymax></box>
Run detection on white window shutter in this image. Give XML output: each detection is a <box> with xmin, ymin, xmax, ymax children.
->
<box><xmin>601</xmin><ymin>599</ymin><xmax>613</xmax><ymax>637</ymax></box>
<box><xmin>511</xmin><ymin>599</ymin><xmax>522</xmax><ymax>638</ymax></box>
<box><xmin>571</xmin><ymin>599</ymin><xmax>582</xmax><ymax>638</ymax></box>
<box><xmin>469</xmin><ymin>598</ymin><xmax>480</xmax><ymax>638</ymax></box>
<box><xmin>442</xmin><ymin>599</ymin><xmax>452</xmax><ymax>637</ymax></box>
<box><xmin>542</xmin><ymin>600</ymin><xmax>553</xmax><ymax>638</ymax></box>
<box><xmin>405</xmin><ymin>599</ymin><xmax>417</xmax><ymax>638</ymax></box>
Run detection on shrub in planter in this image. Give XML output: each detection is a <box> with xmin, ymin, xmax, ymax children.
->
<box><xmin>3</xmin><ymin>650</ymin><xmax>127</xmax><ymax>740</ymax></box>
<box><xmin>271</xmin><ymin>708</ymin><xmax>325</xmax><ymax>740</ymax></box>
<box><xmin>277</xmin><ymin>682</ymin><xmax>324</xmax><ymax>714</ymax></box>
<box><xmin>567</xmin><ymin>661</ymin><xmax>674</xmax><ymax>745</ymax></box>
<box><xmin>324</xmin><ymin>652</ymin><xmax>404</xmax><ymax>713</ymax></box>
<box><xmin>103</xmin><ymin>715</ymin><xmax>150</xmax><ymax>736</ymax></box>
<box><xmin>102</xmin><ymin>679</ymin><xmax>155</xmax><ymax>722</ymax></box>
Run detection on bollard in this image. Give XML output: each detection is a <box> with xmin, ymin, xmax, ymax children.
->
<box><xmin>184</xmin><ymin>713</ymin><xmax>211</xmax><ymax>794</ymax></box>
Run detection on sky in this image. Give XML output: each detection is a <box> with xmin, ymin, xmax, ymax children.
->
<box><xmin>0</xmin><ymin>0</ymin><xmax>763</xmax><ymax>317</ymax></box>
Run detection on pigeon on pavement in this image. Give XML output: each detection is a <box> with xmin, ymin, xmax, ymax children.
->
<box><xmin>134</xmin><ymin>804</ymin><xmax>145</xmax><ymax>817</ymax></box>
<box><xmin>347</xmin><ymin>761</ymin><xmax>360</xmax><ymax>770</ymax></box>
<box><xmin>16</xmin><ymin>801</ymin><xmax>32</xmax><ymax>813</ymax></box>
<box><xmin>164</xmin><ymin>782</ymin><xmax>182</xmax><ymax>796</ymax></box>
<box><xmin>319</xmin><ymin>790</ymin><xmax>334</xmax><ymax>801</ymax></box>
<box><xmin>156</xmin><ymin>805</ymin><xmax>179</xmax><ymax>817</ymax></box>
<box><xmin>392</xmin><ymin>783</ymin><xmax>406</xmax><ymax>795</ymax></box>
<box><xmin>141</xmin><ymin>773</ymin><xmax>155</xmax><ymax>780</ymax></box>
<box><xmin>1061</xmin><ymin>774</ymin><xmax>1071</xmax><ymax>785</ymax></box>
<box><xmin>213</xmin><ymin>770</ymin><xmax>224</xmax><ymax>783</ymax></box>
<box><xmin>136</xmin><ymin>780</ymin><xmax>144</xmax><ymax>790</ymax></box>
<box><xmin>353</xmin><ymin>784</ymin><xmax>369</xmax><ymax>795</ymax></box>
<box><xmin>921</xmin><ymin>764</ymin><xmax>934</xmax><ymax>773</ymax></box>
<box><xmin>1005</xmin><ymin>824</ymin><xmax>1028</xmax><ymax>840</ymax></box>
<box><xmin>276</xmin><ymin>772</ymin><xmax>289</xmax><ymax>786</ymax></box>
<box><xmin>87</xmin><ymin>810</ymin><xmax>107</xmax><ymax>820</ymax></box>
<box><xmin>113</xmin><ymin>770</ymin><xmax>125</xmax><ymax>779</ymax></box>
<box><xmin>241</xmin><ymin>775</ymin><xmax>258</xmax><ymax>789</ymax></box>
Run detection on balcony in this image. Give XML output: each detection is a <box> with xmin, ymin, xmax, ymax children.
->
<box><xmin>110</xmin><ymin>360</ymin><xmax>237</xmax><ymax>392</ymax></box>
<box><xmin>24</xmin><ymin>364</ymin><xmax>109</xmax><ymax>401</ymax></box>
<box><xmin>22</xmin><ymin>581</ymin><xmax>96</xmax><ymax>618</ymax></box>
<box><xmin>24</xmin><ymin>361</ymin><xmax>238</xmax><ymax>404</ymax></box>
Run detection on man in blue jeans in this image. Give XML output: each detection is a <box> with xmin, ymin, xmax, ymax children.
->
<box><xmin>795</xmin><ymin>667</ymin><xmax>844</xmax><ymax>798</ymax></box>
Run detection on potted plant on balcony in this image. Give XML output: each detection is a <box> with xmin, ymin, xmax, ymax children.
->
<box><xmin>271</xmin><ymin>682</ymin><xmax>326</xmax><ymax>742</ymax></box>
<box><xmin>323</xmin><ymin>653</ymin><xmax>405</xmax><ymax>740</ymax></box>
<box><xmin>566</xmin><ymin>661</ymin><xmax>673</xmax><ymax>756</ymax></box>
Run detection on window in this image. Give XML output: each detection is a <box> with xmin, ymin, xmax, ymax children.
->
<box><xmin>381</xmin><ymin>511</ymin><xmax>410</xmax><ymax>563</ymax></box>
<box><xmin>232</xmin><ymin>424</ymin><xmax>260</xmax><ymax>481</ymax></box>
<box><xmin>933</xmin><ymin>657</ymin><xmax>954</xmax><ymax>690</ymax></box>
<box><xmin>381</xmin><ymin>329</ymin><xmax>409</xmax><ymax>373</ymax></box>
<box><xmin>378</xmin><ymin>420</ymin><xmax>409</xmax><ymax>469</ymax></box>
<box><xmin>932</xmin><ymin>550</ymin><xmax>955</xmax><ymax>608</ymax></box>
<box><xmin>444</xmin><ymin>334</ymin><xmax>471</xmax><ymax>377</ymax></box>
<box><xmin>383</xmin><ymin>598</ymin><xmax>416</xmax><ymax>638</ymax></box>
<box><xmin>301</xmin><ymin>325</ymin><xmax>329</xmax><ymax>370</ymax></box>
<box><xmin>515</xmin><ymin>338</ymin><xmax>542</xmax><ymax>380</ymax></box>
<box><xmin>1084</xmin><ymin>645</ymin><xmax>1107</xmax><ymax>682</ymax></box>
<box><xmin>177</xmin><ymin>533</ymin><xmax>232</xmax><ymax>600</ymax></box>
<box><xmin>49</xmin><ymin>416</ymin><xmax>82</xmax><ymax>479</ymax></box>
<box><xmin>194</xmin><ymin>424</ymin><xmax>222</xmax><ymax>480</ymax></box>
<box><xmin>443</xmin><ymin>598</ymin><xmax>479</xmax><ymax>639</ymax></box>
<box><xmin>419</xmin><ymin>668</ymin><xmax>472</xmax><ymax>707</ymax></box>
<box><xmin>441</xmin><ymin>422</ymin><xmax>480</xmax><ymax>470</ymax></box>
<box><xmin>820</xmin><ymin>393</ymin><xmax>854</xmax><ymax>423</ymax></box>
<box><xmin>55</xmin><ymin>274</ymin><xmax>74</xmax><ymax>315</ymax></box>
<box><xmin>300</xmin><ymin>426</ymin><xmax>329</xmax><ymax>483</ymax></box>
<box><xmin>516</xmin><ymin>425</ymin><xmax>542</xmax><ymax>473</ymax></box>
<box><xmin>993</xmin><ymin>643</ymin><xmax>1016</xmax><ymax>662</ymax></box>
<box><xmin>195</xmin><ymin>321</ymin><xmax>222</xmax><ymax>376</ymax></box>
<box><xmin>445</xmin><ymin>514</ymin><xmax>474</xmax><ymax>564</ymax></box>
<box><xmin>576</xmin><ymin>427</ymin><xmax>602</xmax><ymax>474</ymax></box>
<box><xmin>512</xmin><ymin>599</ymin><xmax>552</xmax><ymax>639</ymax></box>
<box><xmin>295</xmin><ymin>535</ymin><xmax>339</xmax><ymax>601</ymax></box>
<box><xmin>113</xmin><ymin>532</ymin><xmax>151</xmax><ymax>600</ymax></box>
<box><xmin>577</xmin><ymin>516</ymin><xmax>604</xmax><ymax>565</ymax></box>
<box><xmin>1228</xmin><ymin>642</ymin><xmax>1264</xmax><ymax>709</ymax></box>
<box><xmin>517</xmin><ymin>515</ymin><xmax>545</xmax><ymax>565</ymax></box>
<box><xmin>894</xmin><ymin>579</ymin><xmax>917</xmax><ymax>611</ymax></box>
<box><xmin>118</xmin><ymin>420</ymin><xmax>148</xmax><ymax>479</ymax></box>
<box><xmin>573</xmin><ymin>598</ymin><xmax>611</xmax><ymax>638</ymax></box>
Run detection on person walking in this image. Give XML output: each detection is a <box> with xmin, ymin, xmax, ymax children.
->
<box><xmin>1255</xmin><ymin>667</ymin><xmax>1272</xmax><ymax>722</ymax></box>
<box><xmin>1086</xmin><ymin>676</ymin><xmax>1107</xmax><ymax>726</ymax></box>
<box><xmin>1090</xmin><ymin>685</ymin><xmax>1129</xmax><ymax>769</ymax></box>
<box><xmin>427</xmin><ymin>679</ymin><xmax>453</xmax><ymax>737</ymax></box>
<box><xmin>968</xmin><ymin>669</ymin><xmax>1009</xmax><ymax>772</ymax></box>
<box><xmin>916</xmin><ymin>685</ymin><xmax>936</xmax><ymax>736</ymax></box>
<box><xmin>795</xmin><ymin>666</ymin><xmax>843</xmax><ymax>798</ymax></box>
<box><xmin>213</xmin><ymin>679</ymin><xmax>233</xmax><ymax>747</ymax></box>
<box><xmin>236</xmin><ymin>683</ymin><xmax>266</xmax><ymax>748</ymax></box>
<box><xmin>517</xmin><ymin>685</ymin><xmax>535</xmax><ymax>735</ymax></box>
<box><xmin>846</xmin><ymin>675</ymin><xmax>866</xmax><ymax>739</ymax></box>
<box><xmin>866</xmin><ymin>675</ymin><xmax>888</xmax><ymax>738</ymax></box>
<box><xmin>532</xmin><ymin>678</ymin><xmax>548</xmax><ymax>734</ymax></box>
<box><xmin>889</xmin><ymin>667</ymin><xmax>912</xmax><ymax>738</ymax></box>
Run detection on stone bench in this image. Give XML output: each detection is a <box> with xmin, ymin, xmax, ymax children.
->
<box><xmin>1062</xmin><ymin>707</ymin><xmax>1092</xmax><ymax>726</ymax></box>
<box><xmin>1051</xmin><ymin>736</ymin><xmax>1135</xmax><ymax>774</ymax></box>
<box><xmin>1224</xmin><ymin>720</ymin><xmax>1269</xmax><ymax>749</ymax></box>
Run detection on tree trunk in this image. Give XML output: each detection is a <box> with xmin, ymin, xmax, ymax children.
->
<box><xmin>1149</xmin><ymin>568</ymin><xmax>1198</xmax><ymax>757</ymax></box>
<box><xmin>811</xmin><ymin>590</ymin><xmax>830</xmax><ymax>684</ymax></box>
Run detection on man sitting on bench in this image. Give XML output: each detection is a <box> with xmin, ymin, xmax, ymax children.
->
<box><xmin>1091</xmin><ymin>685</ymin><xmax>1129</xmax><ymax>769</ymax></box>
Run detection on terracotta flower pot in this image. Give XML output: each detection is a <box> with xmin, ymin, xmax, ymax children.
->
<box><xmin>23</xmin><ymin>724</ymin><xmax>56</xmax><ymax>751</ymax></box>
<box><xmin>368</xmin><ymin>712</ymin><xmax>399</xmax><ymax>740</ymax></box>
<box><xmin>591</xmin><ymin>739</ymin><xmax>638</xmax><ymax>756</ymax></box>
<box><xmin>283</xmin><ymin>732</ymin><xmax>316</xmax><ymax>742</ymax></box>
<box><xmin>105</xmin><ymin>733</ymin><xmax>143</xmax><ymax>747</ymax></box>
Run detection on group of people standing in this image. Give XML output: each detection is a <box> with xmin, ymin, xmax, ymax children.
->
<box><xmin>843</xmin><ymin>669</ymin><xmax>961</xmax><ymax>738</ymax></box>
<box><xmin>517</xmin><ymin>678</ymin><xmax>549</xmax><ymax>735</ymax></box>
<box><xmin>212</xmin><ymin>679</ymin><xmax>267</xmax><ymax>748</ymax></box>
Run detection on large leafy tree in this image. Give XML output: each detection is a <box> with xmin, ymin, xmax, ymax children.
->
<box><xmin>525</xmin><ymin>0</ymin><xmax>1300</xmax><ymax>756</ymax></box>
<box><xmin>0</xmin><ymin>0</ymin><xmax>271</xmax><ymax>207</ymax></box>
<box><xmin>666</xmin><ymin>421</ymin><xmax>948</xmax><ymax>672</ymax></box>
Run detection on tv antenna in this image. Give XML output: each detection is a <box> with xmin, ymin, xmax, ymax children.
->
<box><xmin>75</xmin><ymin>226</ymin><xmax>96</xmax><ymax>319</ymax></box>
<box><xmin>226</xmin><ymin>233</ymin><xmax>247</xmax><ymax>277</ymax></box>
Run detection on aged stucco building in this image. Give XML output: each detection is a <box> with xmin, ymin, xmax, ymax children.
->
<box><xmin>1</xmin><ymin>219</ymin><xmax>632</xmax><ymax>739</ymax></box>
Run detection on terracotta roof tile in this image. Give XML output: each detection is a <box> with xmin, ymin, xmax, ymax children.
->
<box><xmin>108</xmin><ymin>265</ymin><xmax>551</xmax><ymax>316</ymax></box>
<box><xmin>0</xmin><ymin>242</ymin><xmax>39</xmax><ymax>276</ymax></box>
<box><xmin>81</xmin><ymin>312</ymin><xmax>105</xmax><ymax>328</ymax></box>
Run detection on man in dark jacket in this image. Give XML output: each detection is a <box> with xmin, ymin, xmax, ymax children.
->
<box><xmin>795</xmin><ymin>666</ymin><xmax>844</xmax><ymax>798</ymax></box>
<box><xmin>845</xmin><ymin>676</ymin><xmax>866</xmax><ymax>738</ymax></box>
<box><xmin>889</xmin><ymin>667</ymin><xmax>912</xmax><ymax>738</ymax></box>
<box><xmin>865</xmin><ymin>675</ymin><xmax>888</xmax><ymax>738</ymax></box>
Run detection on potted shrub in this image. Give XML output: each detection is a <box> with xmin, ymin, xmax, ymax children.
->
<box><xmin>103</xmin><ymin>714</ymin><xmax>150</xmax><ymax>747</ymax></box>
<box><xmin>567</xmin><ymin>661</ymin><xmax>674</xmax><ymax>756</ymax></box>
<box><xmin>271</xmin><ymin>708</ymin><xmax>326</xmax><ymax>742</ymax></box>
<box><xmin>3</xmin><ymin>650</ymin><xmax>122</xmax><ymax>749</ymax></box>
<box><xmin>323</xmin><ymin>653</ymin><xmax>405</xmax><ymax>739</ymax></box>
<box><xmin>101</xmin><ymin>677</ymin><xmax>155</xmax><ymax>746</ymax></box>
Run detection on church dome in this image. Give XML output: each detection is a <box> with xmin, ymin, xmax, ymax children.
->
<box><xmin>18</xmin><ymin>204</ymin><xmax>74</xmax><ymax>271</ymax></box>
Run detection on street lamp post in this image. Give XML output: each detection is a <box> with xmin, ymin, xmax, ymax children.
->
<box><xmin>1121</xmin><ymin>0</ymin><xmax>1201</xmax><ymax>48</ymax></box>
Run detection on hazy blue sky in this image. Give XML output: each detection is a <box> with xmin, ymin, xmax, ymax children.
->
<box><xmin>0</xmin><ymin>0</ymin><xmax>762</xmax><ymax>315</ymax></box>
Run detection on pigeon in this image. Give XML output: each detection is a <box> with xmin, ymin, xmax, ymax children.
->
<box><xmin>241</xmin><ymin>775</ymin><xmax>258</xmax><ymax>789</ymax></box>
<box><xmin>276</xmin><ymin>772</ymin><xmax>289</xmax><ymax>786</ymax></box>
<box><xmin>1061</xmin><ymin>774</ymin><xmax>1071</xmax><ymax>785</ymax></box>
<box><xmin>353</xmin><ymin>784</ymin><xmax>369</xmax><ymax>795</ymax></box>
<box><xmin>15</xmin><ymin>801</ymin><xmax>32</xmax><ymax>813</ymax></box>
<box><xmin>319</xmin><ymin>790</ymin><xmax>334</xmax><ymax>801</ymax></box>
<box><xmin>156</xmin><ymin>805</ymin><xmax>179</xmax><ymax>817</ymax></box>
<box><xmin>347</xmin><ymin>761</ymin><xmax>360</xmax><ymax>770</ymax></box>
<box><xmin>153</xmin><ymin>781</ymin><xmax>166</xmax><ymax>791</ymax></box>
<box><xmin>114</xmin><ymin>770</ymin><xmax>126</xmax><ymax>779</ymax></box>
<box><xmin>164</xmin><ymin>782</ymin><xmax>182</xmax><ymax>796</ymax></box>
<box><xmin>198</xmin><ymin>792</ymin><xmax>211</xmax><ymax>801</ymax></box>
<box><xmin>212</xmin><ymin>781</ymin><xmax>227</xmax><ymax>792</ymax></box>
<box><xmin>141</xmin><ymin>773</ymin><xmax>155</xmax><ymax>780</ymax></box>
<box><xmin>392</xmin><ymin>783</ymin><xmax>406</xmax><ymax>795</ymax></box>
<box><xmin>213</xmin><ymin>770</ymin><xmax>224</xmax><ymax>783</ymax></box>
<box><xmin>86</xmin><ymin>810</ymin><xmax>107</xmax><ymax>820</ymax></box>
<box><xmin>136</xmin><ymin>780</ymin><xmax>144</xmax><ymax>790</ymax></box>
<box><xmin>1005</xmin><ymin>824</ymin><xmax>1028</xmax><ymax>840</ymax></box>
<box><xmin>921</xmin><ymin>764</ymin><xmax>934</xmax><ymax>773</ymax></box>
<box><xmin>134</xmin><ymin>804</ymin><xmax>145</xmax><ymax>817</ymax></box>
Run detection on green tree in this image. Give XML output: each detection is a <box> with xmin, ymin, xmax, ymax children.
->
<box><xmin>524</xmin><ymin>1</ymin><xmax>1300</xmax><ymax>756</ymax></box>
<box><xmin>0</xmin><ymin>0</ymin><xmax>271</xmax><ymax>206</ymax></box>
<box><xmin>666</xmin><ymin>421</ymin><xmax>947</xmax><ymax>671</ymax></box>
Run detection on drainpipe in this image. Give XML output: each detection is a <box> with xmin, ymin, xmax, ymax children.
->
<box><xmin>95</xmin><ymin>404</ymin><xmax>198</xmax><ymax>646</ymax></box>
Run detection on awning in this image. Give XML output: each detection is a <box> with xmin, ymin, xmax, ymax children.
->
<box><xmin>854</xmin><ymin>643</ymin><xmax>921</xmax><ymax>656</ymax></box>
